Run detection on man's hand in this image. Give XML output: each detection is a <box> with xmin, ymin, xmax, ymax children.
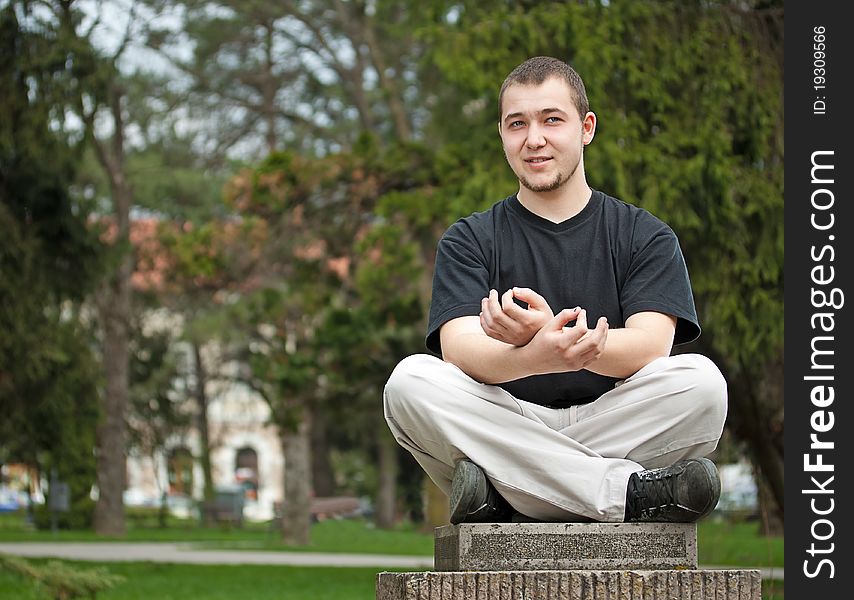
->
<box><xmin>480</xmin><ymin>287</ymin><xmax>554</xmax><ymax>346</ymax></box>
<box><xmin>439</xmin><ymin>306</ymin><xmax>610</xmax><ymax>384</ymax></box>
<box><xmin>525</xmin><ymin>307</ymin><xmax>609</xmax><ymax>374</ymax></box>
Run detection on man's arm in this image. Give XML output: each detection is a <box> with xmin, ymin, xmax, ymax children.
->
<box><xmin>440</xmin><ymin>308</ymin><xmax>608</xmax><ymax>384</ymax></box>
<box><xmin>581</xmin><ymin>311</ymin><xmax>676</xmax><ymax>379</ymax></box>
<box><xmin>477</xmin><ymin>288</ymin><xmax>676</xmax><ymax>380</ymax></box>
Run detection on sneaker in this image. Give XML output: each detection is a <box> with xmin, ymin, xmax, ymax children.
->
<box><xmin>449</xmin><ymin>459</ymin><xmax>514</xmax><ymax>524</ymax></box>
<box><xmin>624</xmin><ymin>458</ymin><xmax>721</xmax><ymax>523</ymax></box>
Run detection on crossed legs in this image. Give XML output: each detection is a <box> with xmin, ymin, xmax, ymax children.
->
<box><xmin>383</xmin><ymin>353</ymin><xmax>727</xmax><ymax>522</ymax></box>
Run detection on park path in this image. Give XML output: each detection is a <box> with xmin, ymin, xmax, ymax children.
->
<box><xmin>0</xmin><ymin>542</ymin><xmax>432</xmax><ymax>569</ymax></box>
<box><xmin>0</xmin><ymin>542</ymin><xmax>783</xmax><ymax>580</ymax></box>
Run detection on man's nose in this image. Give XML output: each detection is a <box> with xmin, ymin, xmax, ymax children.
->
<box><xmin>526</xmin><ymin>124</ymin><xmax>546</xmax><ymax>148</ymax></box>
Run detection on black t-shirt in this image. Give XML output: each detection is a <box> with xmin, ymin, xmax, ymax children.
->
<box><xmin>426</xmin><ymin>189</ymin><xmax>700</xmax><ymax>408</ymax></box>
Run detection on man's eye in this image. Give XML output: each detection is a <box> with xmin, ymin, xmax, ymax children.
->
<box><xmin>545</xmin><ymin>116</ymin><xmax>562</xmax><ymax>123</ymax></box>
<box><xmin>510</xmin><ymin>121</ymin><xmax>525</xmax><ymax>128</ymax></box>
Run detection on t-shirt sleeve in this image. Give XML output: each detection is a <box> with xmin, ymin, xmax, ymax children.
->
<box><xmin>425</xmin><ymin>221</ymin><xmax>490</xmax><ymax>355</ymax></box>
<box><xmin>622</xmin><ymin>217</ymin><xmax>701</xmax><ymax>345</ymax></box>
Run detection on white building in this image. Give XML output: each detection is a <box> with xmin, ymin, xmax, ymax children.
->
<box><xmin>125</xmin><ymin>368</ymin><xmax>284</xmax><ymax>522</ymax></box>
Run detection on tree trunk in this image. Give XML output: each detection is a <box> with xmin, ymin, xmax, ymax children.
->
<box><xmin>756</xmin><ymin>466</ymin><xmax>784</xmax><ymax>537</ymax></box>
<box><xmin>749</xmin><ymin>428</ymin><xmax>784</xmax><ymax>529</ymax></box>
<box><xmin>94</xmin><ymin>264</ymin><xmax>130</xmax><ymax>536</ymax></box>
<box><xmin>375</xmin><ymin>428</ymin><xmax>398</xmax><ymax>529</ymax></box>
<box><xmin>361</xmin><ymin>15</ymin><xmax>411</xmax><ymax>141</ymax></box>
<box><xmin>730</xmin><ymin>361</ymin><xmax>784</xmax><ymax>529</ymax></box>
<box><xmin>310</xmin><ymin>405</ymin><xmax>336</xmax><ymax>497</ymax></box>
<box><xmin>93</xmin><ymin>90</ymin><xmax>132</xmax><ymax>536</ymax></box>
<box><xmin>281</xmin><ymin>409</ymin><xmax>312</xmax><ymax>545</ymax></box>
<box><xmin>692</xmin><ymin>342</ymin><xmax>784</xmax><ymax>529</ymax></box>
<box><xmin>754</xmin><ymin>355</ymin><xmax>785</xmax><ymax>521</ymax></box>
<box><xmin>261</xmin><ymin>19</ymin><xmax>278</xmax><ymax>154</ymax></box>
<box><xmin>193</xmin><ymin>342</ymin><xmax>216</xmax><ymax>525</ymax></box>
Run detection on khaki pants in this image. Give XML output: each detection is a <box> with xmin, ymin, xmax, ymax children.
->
<box><xmin>383</xmin><ymin>353</ymin><xmax>727</xmax><ymax>522</ymax></box>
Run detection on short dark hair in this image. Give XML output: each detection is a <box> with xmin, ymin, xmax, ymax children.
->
<box><xmin>498</xmin><ymin>56</ymin><xmax>589</xmax><ymax>119</ymax></box>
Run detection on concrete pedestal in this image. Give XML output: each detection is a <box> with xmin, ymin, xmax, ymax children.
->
<box><xmin>376</xmin><ymin>569</ymin><xmax>762</xmax><ymax>600</ymax></box>
<box><xmin>376</xmin><ymin>522</ymin><xmax>761</xmax><ymax>600</ymax></box>
<box><xmin>435</xmin><ymin>522</ymin><xmax>697</xmax><ymax>571</ymax></box>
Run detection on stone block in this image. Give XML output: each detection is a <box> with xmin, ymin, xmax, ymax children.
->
<box><xmin>376</xmin><ymin>569</ymin><xmax>762</xmax><ymax>600</ymax></box>
<box><xmin>434</xmin><ymin>522</ymin><xmax>697</xmax><ymax>571</ymax></box>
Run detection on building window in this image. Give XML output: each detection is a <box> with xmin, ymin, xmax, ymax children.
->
<box><xmin>235</xmin><ymin>447</ymin><xmax>259</xmax><ymax>501</ymax></box>
<box><xmin>167</xmin><ymin>447</ymin><xmax>194</xmax><ymax>496</ymax></box>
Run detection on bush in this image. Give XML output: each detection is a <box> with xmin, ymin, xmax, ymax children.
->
<box><xmin>0</xmin><ymin>553</ymin><xmax>124</xmax><ymax>599</ymax></box>
<box><xmin>33</xmin><ymin>497</ymin><xmax>95</xmax><ymax>531</ymax></box>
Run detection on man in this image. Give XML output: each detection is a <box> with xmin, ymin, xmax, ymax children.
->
<box><xmin>383</xmin><ymin>56</ymin><xmax>727</xmax><ymax>524</ymax></box>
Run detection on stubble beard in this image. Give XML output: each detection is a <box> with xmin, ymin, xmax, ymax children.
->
<box><xmin>516</xmin><ymin>149</ymin><xmax>582</xmax><ymax>194</ymax></box>
<box><xmin>520</xmin><ymin>170</ymin><xmax>568</xmax><ymax>193</ymax></box>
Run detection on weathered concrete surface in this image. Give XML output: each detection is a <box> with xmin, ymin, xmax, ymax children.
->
<box><xmin>376</xmin><ymin>569</ymin><xmax>762</xmax><ymax>600</ymax></box>
<box><xmin>435</xmin><ymin>523</ymin><xmax>698</xmax><ymax>571</ymax></box>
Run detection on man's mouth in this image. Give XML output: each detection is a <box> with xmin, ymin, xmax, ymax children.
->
<box><xmin>525</xmin><ymin>157</ymin><xmax>551</xmax><ymax>163</ymax></box>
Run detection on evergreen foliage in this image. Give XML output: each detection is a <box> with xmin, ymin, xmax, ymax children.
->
<box><xmin>0</xmin><ymin>553</ymin><xmax>124</xmax><ymax>600</ymax></box>
<box><xmin>1</xmin><ymin>2</ymin><xmax>104</xmax><ymax>529</ymax></box>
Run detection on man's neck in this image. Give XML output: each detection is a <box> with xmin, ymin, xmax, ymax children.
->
<box><xmin>517</xmin><ymin>177</ymin><xmax>592</xmax><ymax>224</ymax></box>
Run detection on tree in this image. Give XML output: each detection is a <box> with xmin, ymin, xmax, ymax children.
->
<box><xmin>3</xmin><ymin>0</ymin><xmax>144</xmax><ymax>535</ymax></box>
<box><xmin>73</xmin><ymin>90</ymin><xmax>232</xmax><ymax>529</ymax></box>
<box><xmin>0</xmin><ymin>2</ymin><xmax>104</xmax><ymax>528</ymax></box>
<box><xmin>144</xmin><ymin>0</ymin><xmax>446</xmax><ymax>530</ymax></box>
<box><xmin>217</xmin><ymin>137</ymin><xmax>438</xmax><ymax>536</ymax></box>
<box><xmin>147</xmin><ymin>0</ymin><xmax>436</xmax><ymax>160</ymax></box>
<box><xmin>116</xmin><ymin>73</ymin><xmax>237</xmax><ymax>518</ymax></box>
<box><xmin>40</xmin><ymin>0</ymin><xmax>203</xmax><ymax>535</ymax></box>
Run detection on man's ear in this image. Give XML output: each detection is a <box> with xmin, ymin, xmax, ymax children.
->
<box><xmin>582</xmin><ymin>111</ymin><xmax>597</xmax><ymax>145</ymax></box>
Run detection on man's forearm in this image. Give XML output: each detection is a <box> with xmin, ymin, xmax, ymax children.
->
<box><xmin>583</xmin><ymin>327</ymin><xmax>671</xmax><ymax>379</ymax></box>
<box><xmin>441</xmin><ymin>310</ymin><xmax>607</xmax><ymax>383</ymax></box>
<box><xmin>448</xmin><ymin>328</ymin><xmax>665</xmax><ymax>384</ymax></box>
<box><xmin>441</xmin><ymin>311</ymin><xmax>669</xmax><ymax>384</ymax></box>
<box><xmin>442</xmin><ymin>333</ymin><xmax>536</xmax><ymax>384</ymax></box>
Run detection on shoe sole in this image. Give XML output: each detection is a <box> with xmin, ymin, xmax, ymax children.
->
<box><xmin>627</xmin><ymin>457</ymin><xmax>722</xmax><ymax>523</ymax></box>
<box><xmin>449</xmin><ymin>459</ymin><xmax>488</xmax><ymax>525</ymax></box>
<box><xmin>692</xmin><ymin>458</ymin><xmax>722</xmax><ymax>518</ymax></box>
<box><xmin>665</xmin><ymin>457</ymin><xmax>722</xmax><ymax>521</ymax></box>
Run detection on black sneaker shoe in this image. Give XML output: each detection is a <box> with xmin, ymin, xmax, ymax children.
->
<box><xmin>449</xmin><ymin>459</ymin><xmax>514</xmax><ymax>525</ymax></box>
<box><xmin>624</xmin><ymin>458</ymin><xmax>721</xmax><ymax>523</ymax></box>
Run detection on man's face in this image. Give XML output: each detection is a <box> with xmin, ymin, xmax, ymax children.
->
<box><xmin>499</xmin><ymin>77</ymin><xmax>595</xmax><ymax>193</ymax></box>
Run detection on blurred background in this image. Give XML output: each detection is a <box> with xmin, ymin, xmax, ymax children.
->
<box><xmin>1</xmin><ymin>0</ymin><xmax>782</xmax><ymax>551</ymax></box>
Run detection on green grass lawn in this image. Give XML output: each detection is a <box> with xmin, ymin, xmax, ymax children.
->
<box><xmin>697</xmin><ymin>517</ymin><xmax>783</xmax><ymax>568</ymax></box>
<box><xmin>198</xmin><ymin>518</ymin><xmax>435</xmax><ymax>555</ymax></box>
<box><xmin>0</xmin><ymin>561</ymin><xmax>400</xmax><ymax>600</ymax></box>
<box><xmin>0</xmin><ymin>560</ymin><xmax>784</xmax><ymax>600</ymax></box>
<box><xmin>0</xmin><ymin>510</ymin><xmax>276</xmax><ymax>543</ymax></box>
<box><xmin>0</xmin><ymin>511</ymin><xmax>784</xmax><ymax>599</ymax></box>
<box><xmin>1</xmin><ymin>510</ymin><xmax>782</xmax><ymax>567</ymax></box>
<box><xmin>0</xmin><ymin>511</ymin><xmax>434</xmax><ymax>556</ymax></box>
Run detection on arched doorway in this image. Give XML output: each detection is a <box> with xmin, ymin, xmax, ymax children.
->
<box><xmin>235</xmin><ymin>447</ymin><xmax>259</xmax><ymax>501</ymax></box>
<box><xmin>167</xmin><ymin>447</ymin><xmax>194</xmax><ymax>496</ymax></box>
